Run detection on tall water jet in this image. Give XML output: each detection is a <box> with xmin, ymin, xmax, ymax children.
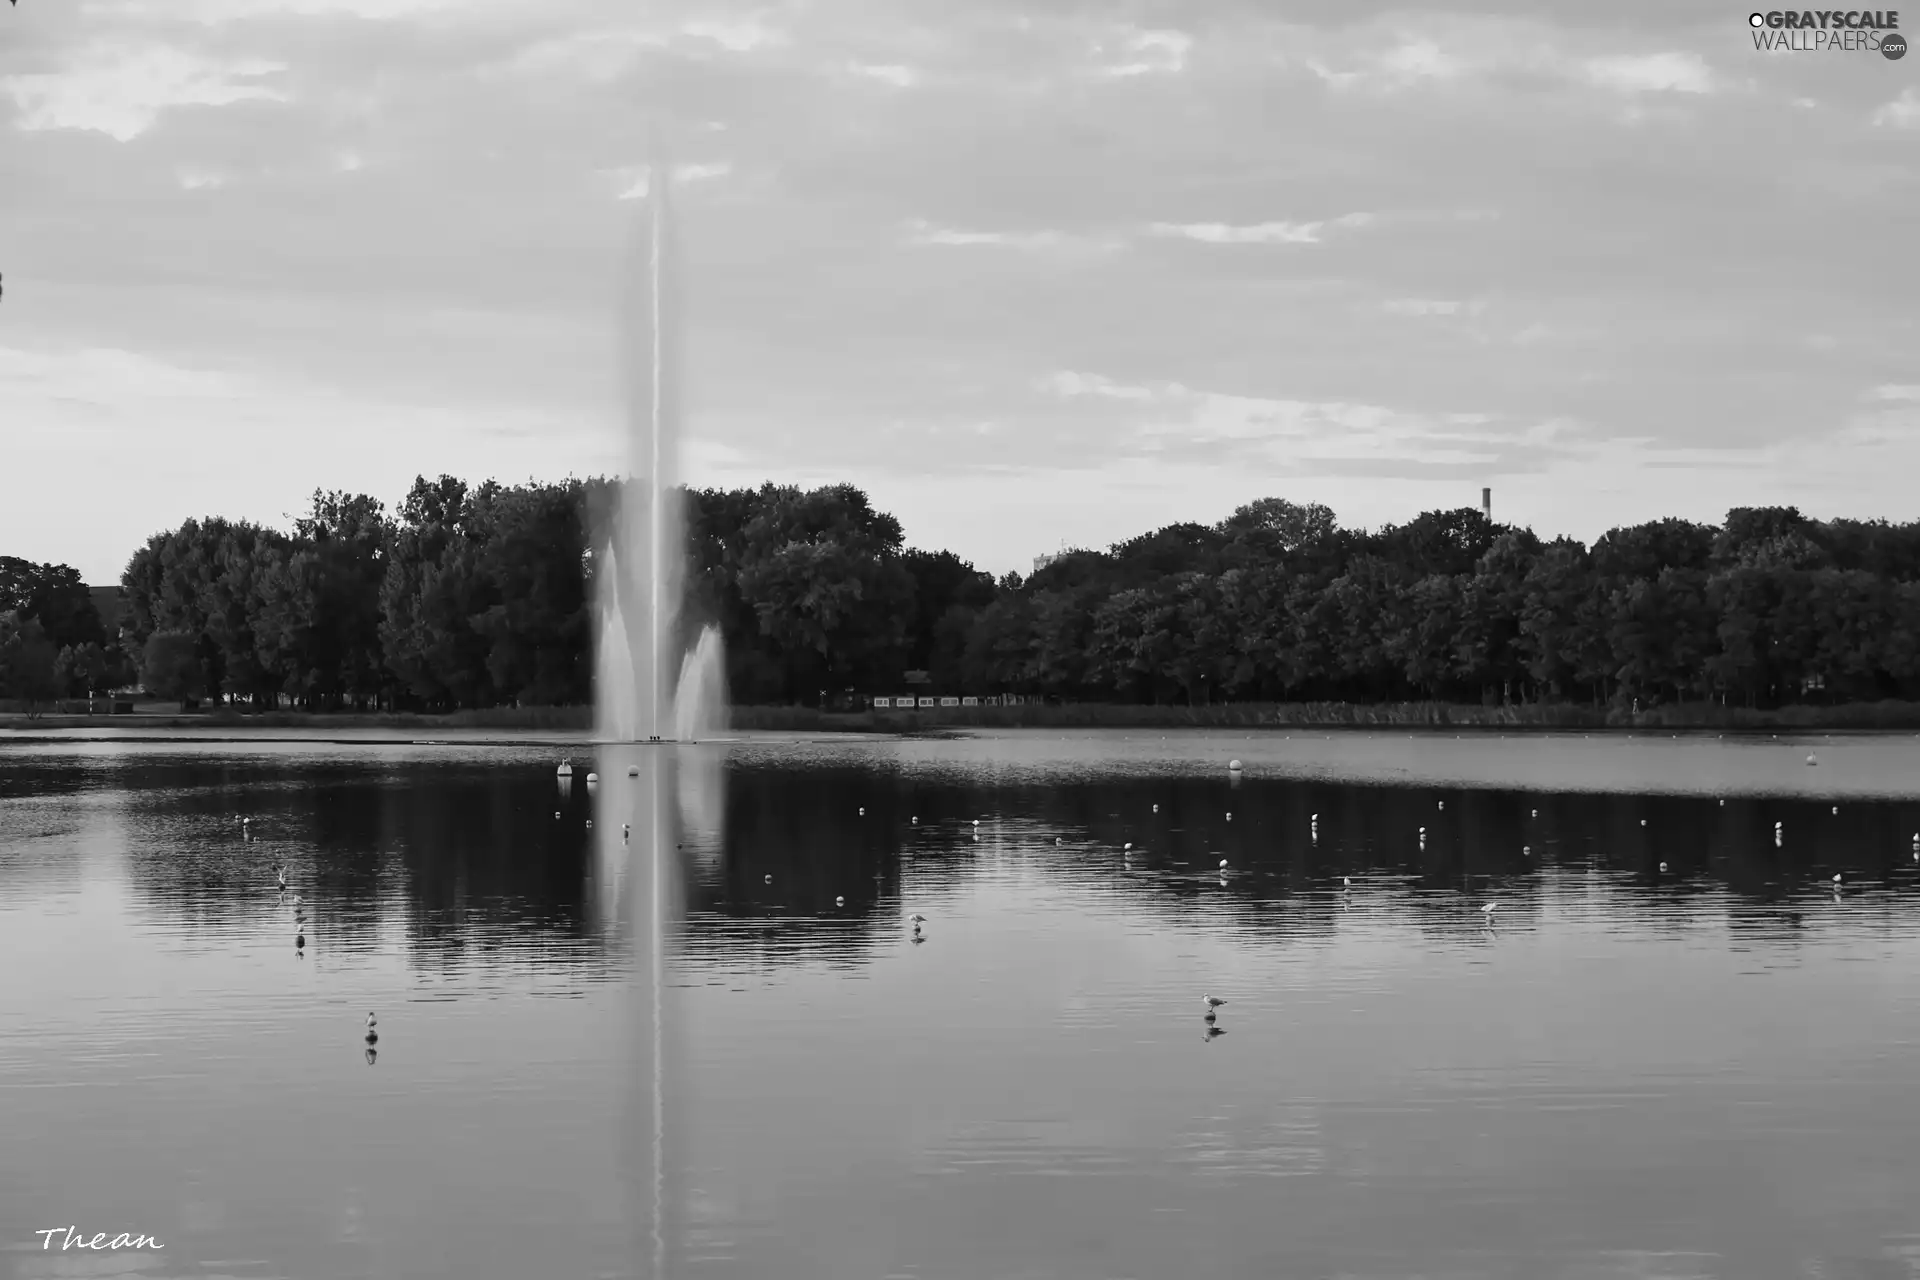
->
<box><xmin>674</xmin><ymin>625</ymin><xmax>728</xmax><ymax>742</ymax></box>
<box><xmin>596</xmin><ymin>151</ymin><xmax>730</xmax><ymax>744</ymax></box>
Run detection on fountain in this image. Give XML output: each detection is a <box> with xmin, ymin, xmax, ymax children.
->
<box><xmin>596</xmin><ymin>153</ymin><xmax>728</xmax><ymax>744</ymax></box>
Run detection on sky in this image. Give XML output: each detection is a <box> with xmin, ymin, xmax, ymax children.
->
<box><xmin>1</xmin><ymin>0</ymin><xmax>1917</xmax><ymax>585</ymax></box>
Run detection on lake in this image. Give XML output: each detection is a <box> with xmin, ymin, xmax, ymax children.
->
<box><xmin>6</xmin><ymin>728</ymin><xmax>1920</xmax><ymax>1280</ymax></box>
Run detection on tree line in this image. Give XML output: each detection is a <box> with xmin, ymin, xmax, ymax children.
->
<box><xmin>5</xmin><ymin>477</ymin><xmax>1920</xmax><ymax>713</ymax></box>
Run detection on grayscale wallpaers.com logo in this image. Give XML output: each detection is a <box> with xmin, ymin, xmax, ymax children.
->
<box><xmin>1749</xmin><ymin>10</ymin><xmax>1906</xmax><ymax>57</ymax></box>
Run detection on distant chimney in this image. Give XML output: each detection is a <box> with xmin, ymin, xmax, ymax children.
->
<box><xmin>1482</xmin><ymin>487</ymin><xmax>1492</xmax><ymax>520</ymax></box>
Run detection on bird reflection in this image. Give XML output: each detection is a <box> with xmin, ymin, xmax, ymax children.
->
<box><xmin>1204</xmin><ymin>1025</ymin><xmax>1226</xmax><ymax>1041</ymax></box>
<box><xmin>365</xmin><ymin>1047</ymin><xmax>377</xmax><ymax>1066</ymax></box>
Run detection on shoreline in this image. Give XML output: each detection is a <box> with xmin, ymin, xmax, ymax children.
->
<box><xmin>8</xmin><ymin>698</ymin><xmax>1920</xmax><ymax>738</ymax></box>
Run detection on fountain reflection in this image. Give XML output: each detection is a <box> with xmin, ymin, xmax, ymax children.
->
<box><xmin>594</xmin><ymin>743</ymin><xmax>717</xmax><ymax>1278</ymax></box>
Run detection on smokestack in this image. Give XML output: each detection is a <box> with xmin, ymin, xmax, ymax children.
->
<box><xmin>1482</xmin><ymin>487</ymin><xmax>1491</xmax><ymax>520</ymax></box>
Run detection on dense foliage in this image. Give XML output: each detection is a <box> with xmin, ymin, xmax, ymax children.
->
<box><xmin>9</xmin><ymin>481</ymin><xmax>1920</xmax><ymax>713</ymax></box>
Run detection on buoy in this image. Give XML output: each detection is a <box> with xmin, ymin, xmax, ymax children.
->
<box><xmin>553</xmin><ymin>810</ymin><xmax>560</xmax><ymax>819</ymax></box>
<box><xmin>585</xmin><ymin>772</ymin><xmax>599</xmax><ymax>784</ymax></box>
<box><xmin>1530</xmin><ymin>809</ymin><xmax>1537</xmax><ymax>818</ymax></box>
<box><xmin>764</xmin><ymin>874</ymin><xmax>772</xmax><ymax>884</ymax></box>
<box><xmin>1659</xmin><ymin>861</ymin><xmax>1669</xmax><ymax>872</ymax></box>
<box><xmin>1832</xmin><ymin>806</ymin><xmax>1839</xmax><ymax>815</ymax></box>
<box><xmin>1807</xmin><ymin>755</ymin><xmax>1817</xmax><ymax>766</ymax></box>
<box><xmin>1522</xmin><ymin>845</ymin><xmax>1530</xmax><ymax>855</ymax></box>
<box><xmin>1640</xmin><ymin>819</ymin><xmax>1646</xmax><ymax>827</ymax></box>
<box><xmin>835</xmin><ymin>896</ymin><xmax>845</xmax><ymax>906</ymax></box>
<box><xmin>557</xmin><ymin>763</ymin><xmax>572</xmax><ymax>776</ymax></box>
<box><xmin>628</xmin><ymin>766</ymin><xmax>639</xmax><ymax>776</ymax></box>
<box><xmin>1438</xmin><ymin>801</ymin><xmax>1445</xmax><ymax>811</ymax></box>
<box><xmin>1226</xmin><ymin>813</ymin><xmax>1233</xmax><ymax>822</ymax></box>
<box><xmin>911</xmin><ymin>816</ymin><xmax>918</xmax><ymax>824</ymax></box>
<box><xmin>1228</xmin><ymin>760</ymin><xmax>1242</xmax><ymax>771</ymax></box>
<box><xmin>1152</xmin><ymin>804</ymin><xmax>1159</xmax><ymax>813</ymax></box>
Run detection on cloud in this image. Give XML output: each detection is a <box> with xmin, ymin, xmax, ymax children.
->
<box><xmin>1384</xmin><ymin>298</ymin><xmax>1482</xmax><ymax>317</ymax></box>
<box><xmin>902</xmin><ymin>220</ymin><xmax>1115</xmax><ymax>253</ymax></box>
<box><xmin>1873</xmin><ymin>89</ymin><xmax>1920</xmax><ymax>129</ymax></box>
<box><xmin>1093</xmin><ymin>27</ymin><xmax>1192</xmax><ymax>77</ymax></box>
<box><xmin>1582</xmin><ymin>52</ymin><xmax>1713</xmax><ymax>95</ymax></box>
<box><xmin>1874</xmin><ymin>385</ymin><xmax>1920</xmax><ymax>403</ymax></box>
<box><xmin>1149</xmin><ymin>213</ymin><xmax>1372</xmax><ymax>245</ymax></box>
<box><xmin>680</xmin><ymin>17</ymin><xmax>784</xmax><ymax>54</ymax></box>
<box><xmin>3</xmin><ymin>46</ymin><xmax>289</xmax><ymax>142</ymax></box>
<box><xmin>849</xmin><ymin>62</ymin><xmax>917</xmax><ymax>88</ymax></box>
<box><xmin>612</xmin><ymin>161</ymin><xmax>734</xmax><ymax>199</ymax></box>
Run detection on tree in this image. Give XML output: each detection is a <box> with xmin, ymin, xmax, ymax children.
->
<box><xmin>0</xmin><ymin>611</ymin><xmax>61</xmax><ymax>713</ymax></box>
<box><xmin>141</xmin><ymin>630</ymin><xmax>206</xmax><ymax>710</ymax></box>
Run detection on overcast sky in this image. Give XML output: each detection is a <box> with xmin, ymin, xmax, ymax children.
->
<box><xmin>2</xmin><ymin>0</ymin><xmax>1916</xmax><ymax>584</ymax></box>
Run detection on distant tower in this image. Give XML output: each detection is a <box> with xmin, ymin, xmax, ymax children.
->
<box><xmin>1482</xmin><ymin>487</ymin><xmax>1491</xmax><ymax>520</ymax></box>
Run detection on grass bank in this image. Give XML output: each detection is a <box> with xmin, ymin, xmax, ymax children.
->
<box><xmin>10</xmin><ymin>700</ymin><xmax>1920</xmax><ymax>734</ymax></box>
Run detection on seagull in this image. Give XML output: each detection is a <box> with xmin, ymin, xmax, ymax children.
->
<box><xmin>1342</xmin><ymin>876</ymin><xmax>1352</xmax><ymax>890</ymax></box>
<box><xmin>1219</xmin><ymin>858</ymin><xmax>1229</xmax><ymax>870</ymax></box>
<box><xmin>1832</xmin><ymin>873</ymin><xmax>1843</xmax><ymax>885</ymax></box>
<box><xmin>275</xmin><ymin>866</ymin><xmax>287</xmax><ymax>890</ymax></box>
<box><xmin>1481</xmin><ymin>902</ymin><xmax>1499</xmax><ymax>921</ymax></box>
<box><xmin>365</xmin><ymin>1013</ymin><xmax>378</xmax><ymax>1045</ymax></box>
<box><xmin>1204</xmin><ymin>995</ymin><xmax>1226</xmax><ymax>1011</ymax></box>
<box><xmin>623</xmin><ymin>824</ymin><xmax>630</xmax><ymax>841</ymax></box>
<box><xmin>908</xmin><ymin>913</ymin><xmax>927</xmax><ymax>926</ymax></box>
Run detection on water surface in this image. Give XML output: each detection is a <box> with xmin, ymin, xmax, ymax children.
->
<box><xmin>6</xmin><ymin>731</ymin><xmax>1920</xmax><ymax>1279</ymax></box>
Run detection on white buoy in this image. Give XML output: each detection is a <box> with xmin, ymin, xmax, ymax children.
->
<box><xmin>911</xmin><ymin>816</ymin><xmax>918</xmax><ymax>824</ymax></box>
<box><xmin>858</xmin><ymin>807</ymin><xmax>865</xmax><ymax>816</ymax></box>
<box><xmin>1438</xmin><ymin>801</ymin><xmax>1445</xmax><ymax>811</ymax></box>
<box><xmin>628</xmin><ymin>766</ymin><xmax>639</xmax><ymax>776</ymax></box>
<box><xmin>764</xmin><ymin>874</ymin><xmax>772</xmax><ymax>884</ymax></box>
<box><xmin>1659</xmin><ymin>862</ymin><xmax>1669</xmax><ymax>872</ymax></box>
<box><xmin>1522</xmin><ymin>845</ymin><xmax>1530</xmax><ymax>855</ymax></box>
<box><xmin>1530</xmin><ymin>809</ymin><xmax>1537</xmax><ymax>818</ymax></box>
<box><xmin>1226</xmin><ymin>813</ymin><xmax>1233</xmax><ymax>822</ymax></box>
<box><xmin>1832</xmin><ymin>806</ymin><xmax>1839</xmax><ymax>815</ymax></box>
<box><xmin>585</xmin><ymin>772</ymin><xmax>599</xmax><ymax>784</ymax></box>
<box><xmin>1152</xmin><ymin>804</ymin><xmax>1159</xmax><ymax>813</ymax></box>
<box><xmin>1228</xmin><ymin>760</ymin><xmax>1242</xmax><ymax>772</ymax></box>
<box><xmin>835</xmin><ymin>896</ymin><xmax>845</xmax><ymax>906</ymax></box>
<box><xmin>557</xmin><ymin>762</ymin><xmax>572</xmax><ymax>776</ymax></box>
<box><xmin>1640</xmin><ymin>819</ymin><xmax>1646</xmax><ymax>827</ymax></box>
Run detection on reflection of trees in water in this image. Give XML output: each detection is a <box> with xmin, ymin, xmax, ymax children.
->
<box><xmin>101</xmin><ymin>757</ymin><xmax>620</xmax><ymax>979</ymax></box>
<box><xmin>686</xmin><ymin>764</ymin><xmax>1920</xmax><ymax>967</ymax></box>
<box><xmin>27</xmin><ymin>752</ymin><xmax>1920</xmax><ymax>978</ymax></box>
